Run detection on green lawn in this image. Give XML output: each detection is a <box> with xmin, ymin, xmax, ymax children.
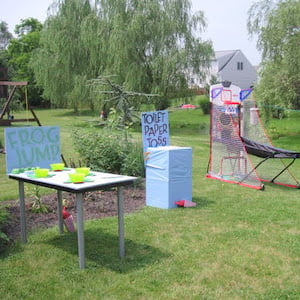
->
<box><xmin>0</xmin><ymin>107</ymin><xmax>300</xmax><ymax>299</ymax></box>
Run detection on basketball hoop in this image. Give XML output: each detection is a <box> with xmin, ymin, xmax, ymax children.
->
<box><xmin>224</xmin><ymin>104</ymin><xmax>239</xmax><ymax>114</ymax></box>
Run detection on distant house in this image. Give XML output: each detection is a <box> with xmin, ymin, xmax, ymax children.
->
<box><xmin>210</xmin><ymin>50</ymin><xmax>258</xmax><ymax>89</ymax></box>
<box><xmin>190</xmin><ymin>50</ymin><xmax>258</xmax><ymax>90</ymax></box>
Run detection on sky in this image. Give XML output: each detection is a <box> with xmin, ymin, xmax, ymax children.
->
<box><xmin>0</xmin><ymin>0</ymin><xmax>261</xmax><ymax>65</ymax></box>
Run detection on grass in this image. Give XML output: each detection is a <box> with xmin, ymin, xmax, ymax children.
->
<box><xmin>1</xmin><ymin>106</ymin><xmax>300</xmax><ymax>299</ymax></box>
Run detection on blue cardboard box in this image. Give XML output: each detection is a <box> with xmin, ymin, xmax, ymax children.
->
<box><xmin>145</xmin><ymin>146</ymin><xmax>192</xmax><ymax>209</ymax></box>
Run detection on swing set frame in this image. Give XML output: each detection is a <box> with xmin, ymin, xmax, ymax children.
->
<box><xmin>0</xmin><ymin>81</ymin><xmax>41</xmax><ymax>126</ymax></box>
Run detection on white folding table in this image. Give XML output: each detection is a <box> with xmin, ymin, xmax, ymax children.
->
<box><xmin>9</xmin><ymin>169</ymin><xmax>138</xmax><ymax>269</ymax></box>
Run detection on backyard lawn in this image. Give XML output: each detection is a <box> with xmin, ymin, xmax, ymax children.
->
<box><xmin>0</xmin><ymin>107</ymin><xmax>299</xmax><ymax>299</ymax></box>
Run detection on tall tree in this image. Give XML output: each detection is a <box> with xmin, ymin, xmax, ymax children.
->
<box><xmin>0</xmin><ymin>21</ymin><xmax>13</xmax><ymax>76</ymax></box>
<box><xmin>96</xmin><ymin>0</ymin><xmax>213</xmax><ymax>110</ymax></box>
<box><xmin>248</xmin><ymin>0</ymin><xmax>300</xmax><ymax>110</ymax></box>
<box><xmin>0</xmin><ymin>21</ymin><xmax>13</xmax><ymax>50</ymax></box>
<box><xmin>7</xmin><ymin>18</ymin><xmax>44</xmax><ymax>106</ymax></box>
<box><xmin>32</xmin><ymin>0</ymin><xmax>94</xmax><ymax>111</ymax></box>
<box><xmin>32</xmin><ymin>0</ymin><xmax>213</xmax><ymax>111</ymax></box>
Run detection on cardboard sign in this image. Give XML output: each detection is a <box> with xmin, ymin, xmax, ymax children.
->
<box><xmin>5</xmin><ymin>126</ymin><xmax>61</xmax><ymax>173</ymax></box>
<box><xmin>141</xmin><ymin>110</ymin><xmax>170</xmax><ymax>152</ymax></box>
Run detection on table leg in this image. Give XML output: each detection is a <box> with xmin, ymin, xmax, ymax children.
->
<box><xmin>76</xmin><ymin>193</ymin><xmax>85</xmax><ymax>269</ymax></box>
<box><xmin>117</xmin><ymin>186</ymin><xmax>125</xmax><ymax>258</ymax></box>
<box><xmin>57</xmin><ymin>190</ymin><xmax>64</xmax><ymax>234</ymax></box>
<box><xmin>18</xmin><ymin>181</ymin><xmax>27</xmax><ymax>243</ymax></box>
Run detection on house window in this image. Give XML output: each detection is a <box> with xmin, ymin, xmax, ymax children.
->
<box><xmin>237</xmin><ymin>62</ymin><xmax>244</xmax><ymax>70</ymax></box>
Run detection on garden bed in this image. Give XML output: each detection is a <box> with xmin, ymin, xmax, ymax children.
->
<box><xmin>1</xmin><ymin>185</ymin><xmax>145</xmax><ymax>242</ymax></box>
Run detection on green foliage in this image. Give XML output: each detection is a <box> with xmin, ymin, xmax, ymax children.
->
<box><xmin>26</xmin><ymin>186</ymin><xmax>49</xmax><ymax>213</ymax></box>
<box><xmin>72</xmin><ymin>128</ymin><xmax>145</xmax><ymax>177</ymax></box>
<box><xmin>32</xmin><ymin>0</ymin><xmax>213</xmax><ymax>111</ymax></box>
<box><xmin>120</xmin><ymin>141</ymin><xmax>145</xmax><ymax>177</ymax></box>
<box><xmin>6</xmin><ymin>18</ymin><xmax>44</xmax><ymax>106</ymax></box>
<box><xmin>198</xmin><ymin>94</ymin><xmax>210</xmax><ymax>114</ymax></box>
<box><xmin>32</xmin><ymin>0</ymin><xmax>95</xmax><ymax>108</ymax></box>
<box><xmin>14</xmin><ymin>18</ymin><xmax>43</xmax><ymax>36</ymax></box>
<box><xmin>0</xmin><ymin>21</ymin><xmax>13</xmax><ymax>50</ymax></box>
<box><xmin>0</xmin><ymin>207</ymin><xmax>9</xmax><ymax>247</ymax></box>
<box><xmin>89</xmin><ymin>76</ymin><xmax>158</xmax><ymax>128</ymax></box>
<box><xmin>0</xmin><ymin>97</ymin><xmax>23</xmax><ymax>115</ymax></box>
<box><xmin>248</xmin><ymin>0</ymin><xmax>300</xmax><ymax>109</ymax></box>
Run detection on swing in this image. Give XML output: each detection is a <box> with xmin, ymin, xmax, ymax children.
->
<box><xmin>0</xmin><ymin>81</ymin><xmax>41</xmax><ymax>126</ymax></box>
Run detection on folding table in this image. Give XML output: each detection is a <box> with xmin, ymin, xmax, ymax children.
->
<box><xmin>9</xmin><ymin>169</ymin><xmax>138</xmax><ymax>269</ymax></box>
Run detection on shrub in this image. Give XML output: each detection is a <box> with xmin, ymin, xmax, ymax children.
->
<box><xmin>198</xmin><ymin>95</ymin><xmax>210</xmax><ymax>115</ymax></box>
<box><xmin>121</xmin><ymin>142</ymin><xmax>145</xmax><ymax>177</ymax></box>
<box><xmin>72</xmin><ymin>129</ymin><xmax>145</xmax><ymax>177</ymax></box>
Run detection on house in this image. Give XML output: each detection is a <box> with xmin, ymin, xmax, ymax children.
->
<box><xmin>210</xmin><ymin>50</ymin><xmax>258</xmax><ymax>89</ymax></box>
<box><xmin>189</xmin><ymin>50</ymin><xmax>258</xmax><ymax>90</ymax></box>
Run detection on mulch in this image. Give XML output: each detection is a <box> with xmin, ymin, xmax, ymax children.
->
<box><xmin>1</xmin><ymin>185</ymin><xmax>145</xmax><ymax>242</ymax></box>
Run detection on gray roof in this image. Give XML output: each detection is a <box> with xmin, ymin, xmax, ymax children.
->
<box><xmin>214</xmin><ymin>50</ymin><xmax>240</xmax><ymax>59</ymax></box>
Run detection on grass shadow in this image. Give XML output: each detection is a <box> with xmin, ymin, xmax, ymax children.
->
<box><xmin>52</xmin><ymin>109</ymin><xmax>98</xmax><ymax>117</ymax></box>
<box><xmin>0</xmin><ymin>239</ymin><xmax>26</xmax><ymax>259</ymax></box>
<box><xmin>262</xmin><ymin>181</ymin><xmax>300</xmax><ymax>192</ymax></box>
<box><xmin>193</xmin><ymin>196</ymin><xmax>216</xmax><ymax>208</ymax></box>
<box><xmin>46</xmin><ymin>227</ymin><xmax>170</xmax><ymax>272</ymax></box>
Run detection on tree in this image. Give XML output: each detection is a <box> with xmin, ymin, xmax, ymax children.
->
<box><xmin>32</xmin><ymin>0</ymin><xmax>95</xmax><ymax>111</ymax></box>
<box><xmin>89</xmin><ymin>75</ymin><xmax>158</xmax><ymax>134</ymax></box>
<box><xmin>6</xmin><ymin>18</ymin><xmax>45</xmax><ymax>106</ymax></box>
<box><xmin>0</xmin><ymin>21</ymin><xmax>13</xmax><ymax>52</ymax></box>
<box><xmin>0</xmin><ymin>21</ymin><xmax>13</xmax><ymax>77</ymax></box>
<box><xmin>32</xmin><ymin>0</ymin><xmax>213</xmax><ymax>111</ymax></box>
<box><xmin>248</xmin><ymin>0</ymin><xmax>300</xmax><ymax>110</ymax></box>
<box><xmin>96</xmin><ymin>0</ymin><xmax>213</xmax><ymax>110</ymax></box>
<box><xmin>0</xmin><ymin>21</ymin><xmax>13</xmax><ymax>51</ymax></box>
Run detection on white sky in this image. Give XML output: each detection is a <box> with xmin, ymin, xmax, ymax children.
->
<box><xmin>0</xmin><ymin>0</ymin><xmax>261</xmax><ymax>65</ymax></box>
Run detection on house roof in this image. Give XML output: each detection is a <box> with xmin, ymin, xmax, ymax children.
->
<box><xmin>214</xmin><ymin>50</ymin><xmax>240</xmax><ymax>59</ymax></box>
<box><xmin>214</xmin><ymin>50</ymin><xmax>240</xmax><ymax>72</ymax></box>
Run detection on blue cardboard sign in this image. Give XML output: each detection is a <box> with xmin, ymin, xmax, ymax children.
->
<box><xmin>5</xmin><ymin>126</ymin><xmax>61</xmax><ymax>173</ymax></box>
<box><xmin>141</xmin><ymin>110</ymin><xmax>170</xmax><ymax>152</ymax></box>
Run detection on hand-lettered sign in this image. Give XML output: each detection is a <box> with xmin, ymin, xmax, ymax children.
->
<box><xmin>141</xmin><ymin>110</ymin><xmax>169</xmax><ymax>152</ymax></box>
<box><xmin>5</xmin><ymin>126</ymin><xmax>61</xmax><ymax>173</ymax></box>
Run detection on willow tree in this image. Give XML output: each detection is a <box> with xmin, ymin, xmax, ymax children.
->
<box><xmin>95</xmin><ymin>0</ymin><xmax>213</xmax><ymax>110</ymax></box>
<box><xmin>248</xmin><ymin>0</ymin><xmax>300</xmax><ymax>110</ymax></box>
<box><xmin>32</xmin><ymin>0</ymin><xmax>213</xmax><ymax>111</ymax></box>
<box><xmin>32</xmin><ymin>0</ymin><xmax>95</xmax><ymax>111</ymax></box>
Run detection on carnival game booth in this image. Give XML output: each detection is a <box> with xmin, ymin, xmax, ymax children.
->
<box><xmin>141</xmin><ymin>110</ymin><xmax>193</xmax><ymax>209</ymax></box>
<box><xmin>145</xmin><ymin>146</ymin><xmax>192</xmax><ymax>209</ymax></box>
<box><xmin>206</xmin><ymin>82</ymin><xmax>300</xmax><ymax>190</ymax></box>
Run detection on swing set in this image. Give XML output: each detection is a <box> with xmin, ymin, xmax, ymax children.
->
<box><xmin>0</xmin><ymin>80</ymin><xmax>41</xmax><ymax>126</ymax></box>
<box><xmin>0</xmin><ymin>79</ymin><xmax>70</xmax><ymax>166</ymax></box>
